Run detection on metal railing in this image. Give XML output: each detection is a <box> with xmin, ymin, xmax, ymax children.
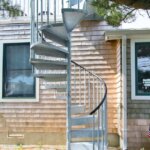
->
<box><xmin>71</xmin><ymin>60</ymin><xmax>108</xmax><ymax>150</ymax></box>
<box><xmin>0</xmin><ymin>0</ymin><xmax>85</xmax><ymax>19</ymax></box>
<box><xmin>30</xmin><ymin>0</ymin><xmax>86</xmax><ymax>44</ymax></box>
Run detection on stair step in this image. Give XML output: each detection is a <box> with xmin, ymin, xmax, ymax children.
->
<box><xmin>55</xmin><ymin>95</ymin><xmax>66</xmax><ymax>100</ymax></box>
<box><xmin>40</xmin><ymin>23</ymin><xmax>69</xmax><ymax>47</ymax></box>
<box><xmin>71</xmin><ymin>142</ymin><xmax>102</xmax><ymax>150</ymax></box>
<box><xmin>62</xmin><ymin>9</ymin><xmax>86</xmax><ymax>32</ymax></box>
<box><xmin>34</xmin><ymin>74</ymin><xmax>67</xmax><ymax>82</ymax></box>
<box><xmin>31</xmin><ymin>42</ymin><xmax>68</xmax><ymax>58</ymax></box>
<box><xmin>56</xmin><ymin>88</ymin><xmax>66</xmax><ymax>92</ymax></box>
<box><xmin>30</xmin><ymin>58</ymin><xmax>67</xmax><ymax>70</ymax></box>
<box><xmin>71</xmin><ymin>105</ymin><xmax>85</xmax><ymax>115</ymax></box>
<box><xmin>44</xmin><ymin>84</ymin><xmax>67</xmax><ymax>90</ymax></box>
<box><xmin>71</xmin><ymin>128</ymin><xmax>103</xmax><ymax>139</ymax></box>
<box><xmin>108</xmin><ymin>147</ymin><xmax>121</xmax><ymax>150</ymax></box>
<box><xmin>71</xmin><ymin>115</ymin><xmax>96</xmax><ymax>126</ymax></box>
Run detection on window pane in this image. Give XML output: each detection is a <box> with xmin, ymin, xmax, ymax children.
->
<box><xmin>3</xmin><ymin>43</ymin><xmax>35</xmax><ymax>98</ymax></box>
<box><xmin>4</xmin><ymin>70</ymin><xmax>35</xmax><ymax>97</ymax></box>
<box><xmin>5</xmin><ymin>44</ymin><xmax>31</xmax><ymax>70</ymax></box>
<box><xmin>135</xmin><ymin>42</ymin><xmax>150</xmax><ymax>96</ymax></box>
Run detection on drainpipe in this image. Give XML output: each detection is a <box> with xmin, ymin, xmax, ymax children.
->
<box><xmin>122</xmin><ymin>35</ymin><xmax>127</xmax><ymax>150</ymax></box>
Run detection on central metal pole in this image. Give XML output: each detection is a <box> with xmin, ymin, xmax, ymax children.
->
<box><xmin>30</xmin><ymin>0</ymin><xmax>35</xmax><ymax>45</ymax></box>
<box><xmin>66</xmin><ymin>34</ymin><xmax>71</xmax><ymax>150</ymax></box>
<box><xmin>104</xmin><ymin>95</ymin><xmax>108</xmax><ymax>150</ymax></box>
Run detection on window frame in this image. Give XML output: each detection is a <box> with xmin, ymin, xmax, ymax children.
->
<box><xmin>131</xmin><ymin>39</ymin><xmax>150</xmax><ymax>100</ymax></box>
<box><xmin>0</xmin><ymin>40</ymin><xmax>39</xmax><ymax>102</ymax></box>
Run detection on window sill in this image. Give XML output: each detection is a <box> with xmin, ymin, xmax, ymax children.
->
<box><xmin>132</xmin><ymin>95</ymin><xmax>150</xmax><ymax>100</ymax></box>
<box><xmin>0</xmin><ymin>98</ymin><xmax>39</xmax><ymax>103</ymax></box>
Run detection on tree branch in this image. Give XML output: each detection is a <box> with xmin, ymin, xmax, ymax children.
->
<box><xmin>146</xmin><ymin>10</ymin><xmax>150</xmax><ymax>18</ymax></box>
<box><xmin>110</xmin><ymin>0</ymin><xmax>150</xmax><ymax>9</ymax></box>
<box><xmin>122</xmin><ymin>8</ymin><xmax>136</xmax><ymax>21</ymax></box>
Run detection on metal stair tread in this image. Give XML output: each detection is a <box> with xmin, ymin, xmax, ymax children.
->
<box><xmin>44</xmin><ymin>84</ymin><xmax>67</xmax><ymax>89</ymax></box>
<box><xmin>71</xmin><ymin>128</ymin><xmax>102</xmax><ymax>131</ymax></box>
<box><xmin>40</xmin><ymin>23</ymin><xmax>69</xmax><ymax>46</ymax></box>
<box><xmin>71</xmin><ymin>142</ymin><xmax>102</xmax><ymax>150</ymax></box>
<box><xmin>71</xmin><ymin>128</ymin><xmax>103</xmax><ymax>138</ymax></box>
<box><xmin>31</xmin><ymin>42</ymin><xmax>68</xmax><ymax>58</ymax></box>
<box><xmin>31</xmin><ymin>58</ymin><xmax>67</xmax><ymax>66</ymax></box>
<box><xmin>30</xmin><ymin>58</ymin><xmax>67</xmax><ymax>70</ymax></box>
<box><xmin>71</xmin><ymin>105</ymin><xmax>85</xmax><ymax>115</ymax></box>
<box><xmin>71</xmin><ymin>115</ymin><xmax>96</xmax><ymax>126</ymax></box>
<box><xmin>108</xmin><ymin>147</ymin><xmax>121</xmax><ymax>150</ymax></box>
<box><xmin>55</xmin><ymin>95</ymin><xmax>66</xmax><ymax>100</ymax></box>
<box><xmin>33</xmin><ymin>73</ymin><xmax>67</xmax><ymax>81</ymax></box>
<box><xmin>56</xmin><ymin>88</ymin><xmax>66</xmax><ymax>92</ymax></box>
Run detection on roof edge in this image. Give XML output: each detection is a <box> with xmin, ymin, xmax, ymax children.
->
<box><xmin>105</xmin><ymin>29</ymin><xmax>150</xmax><ymax>41</ymax></box>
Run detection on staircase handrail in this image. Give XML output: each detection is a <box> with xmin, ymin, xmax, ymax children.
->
<box><xmin>90</xmin><ymin>83</ymin><xmax>107</xmax><ymax>115</ymax></box>
<box><xmin>71</xmin><ymin>60</ymin><xmax>107</xmax><ymax>115</ymax></box>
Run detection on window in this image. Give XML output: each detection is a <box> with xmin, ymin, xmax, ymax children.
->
<box><xmin>131</xmin><ymin>40</ymin><xmax>150</xmax><ymax>100</ymax></box>
<box><xmin>0</xmin><ymin>42</ymin><xmax>38</xmax><ymax>102</ymax></box>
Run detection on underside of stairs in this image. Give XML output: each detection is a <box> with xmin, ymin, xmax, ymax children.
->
<box><xmin>30</xmin><ymin>0</ymin><xmax>108</xmax><ymax>150</ymax></box>
<box><xmin>108</xmin><ymin>147</ymin><xmax>121</xmax><ymax>150</ymax></box>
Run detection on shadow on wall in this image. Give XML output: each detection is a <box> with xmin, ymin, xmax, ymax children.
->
<box><xmin>71</xmin><ymin>20</ymin><xmax>120</xmax><ymax>138</ymax></box>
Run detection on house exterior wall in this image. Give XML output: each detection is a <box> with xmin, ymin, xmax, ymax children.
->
<box><xmin>0</xmin><ymin>20</ymin><xmax>120</xmax><ymax>147</ymax></box>
<box><xmin>127</xmin><ymin>39</ymin><xmax>150</xmax><ymax>150</ymax></box>
<box><xmin>0</xmin><ymin>22</ymin><xmax>66</xmax><ymax>145</ymax></box>
<box><xmin>72</xmin><ymin>21</ymin><xmax>120</xmax><ymax>146</ymax></box>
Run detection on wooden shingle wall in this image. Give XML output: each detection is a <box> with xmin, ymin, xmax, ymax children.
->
<box><xmin>0</xmin><ymin>23</ymin><xmax>66</xmax><ymax>145</ymax></box>
<box><xmin>0</xmin><ymin>21</ymin><xmax>120</xmax><ymax>145</ymax></box>
<box><xmin>71</xmin><ymin>21</ymin><xmax>118</xmax><ymax>134</ymax></box>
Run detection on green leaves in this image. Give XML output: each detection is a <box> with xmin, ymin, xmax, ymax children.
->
<box><xmin>0</xmin><ymin>0</ymin><xmax>22</xmax><ymax>17</ymax></box>
<box><xmin>92</xmin><ymin>0</ymin><xmax>136</xmax><ymax>26</ymax></box>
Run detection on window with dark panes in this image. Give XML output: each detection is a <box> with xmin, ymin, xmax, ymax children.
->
<box><xmin>3</xmin><ymin>43</ymin><xmax>35</xmax><ymax>98</ymax></box>
<box><xmin>135</xmin><ymin>42</ymin><xmax>150</xmax><ymax>96</ymax></box>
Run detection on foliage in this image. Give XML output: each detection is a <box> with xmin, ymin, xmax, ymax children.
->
<box><xmin>0</xmin><ymin>0</ymin><xmax>22</xmax><ymax>17</ymax></box>
<box><xmin>92</xmin><ymin>0</ymin><xmax>137</xmax><ymax>26</ymax></box>
<box><xmin>15</xmin><ymin>144</ymin><xmax>23</xmax><ymax>150</ymax></box>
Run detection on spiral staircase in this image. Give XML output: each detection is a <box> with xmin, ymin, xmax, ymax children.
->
<box><xmin>30</xmin><ymin>0</ymin><xmax>107</xmax><ymax>149</ymax></box>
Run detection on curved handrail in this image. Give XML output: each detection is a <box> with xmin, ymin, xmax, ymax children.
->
<box><xmin>71</xmin><ymin>60</ymin><xmax>107</xmax><ymax>115</ymax></box>
<box><xmin>90</xmin><ymin>82</ymin><xmax>107</xmax><ymax>115</ymax></box>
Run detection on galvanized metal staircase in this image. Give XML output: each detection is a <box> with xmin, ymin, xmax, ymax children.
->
<box><xmin>30</xmin><ymin>0</ymin><xmax>107</xmax><ymax>149</ymax></box>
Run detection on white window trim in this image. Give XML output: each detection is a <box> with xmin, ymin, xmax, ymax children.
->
<box><xmin>0</xmin><ymin>40</ymin><xmax>39</xmax><ymax>102</ymax></box>
<box><xmin>131</xmin><ymin>38</ymin><xmax>150</xmax><ymax>100</ymax></box>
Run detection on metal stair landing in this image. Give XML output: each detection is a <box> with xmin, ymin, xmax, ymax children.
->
<box><xmin>62</xmin><ymin>9</ymin><xmax>86</xmax><ymax>32</ymax></box>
